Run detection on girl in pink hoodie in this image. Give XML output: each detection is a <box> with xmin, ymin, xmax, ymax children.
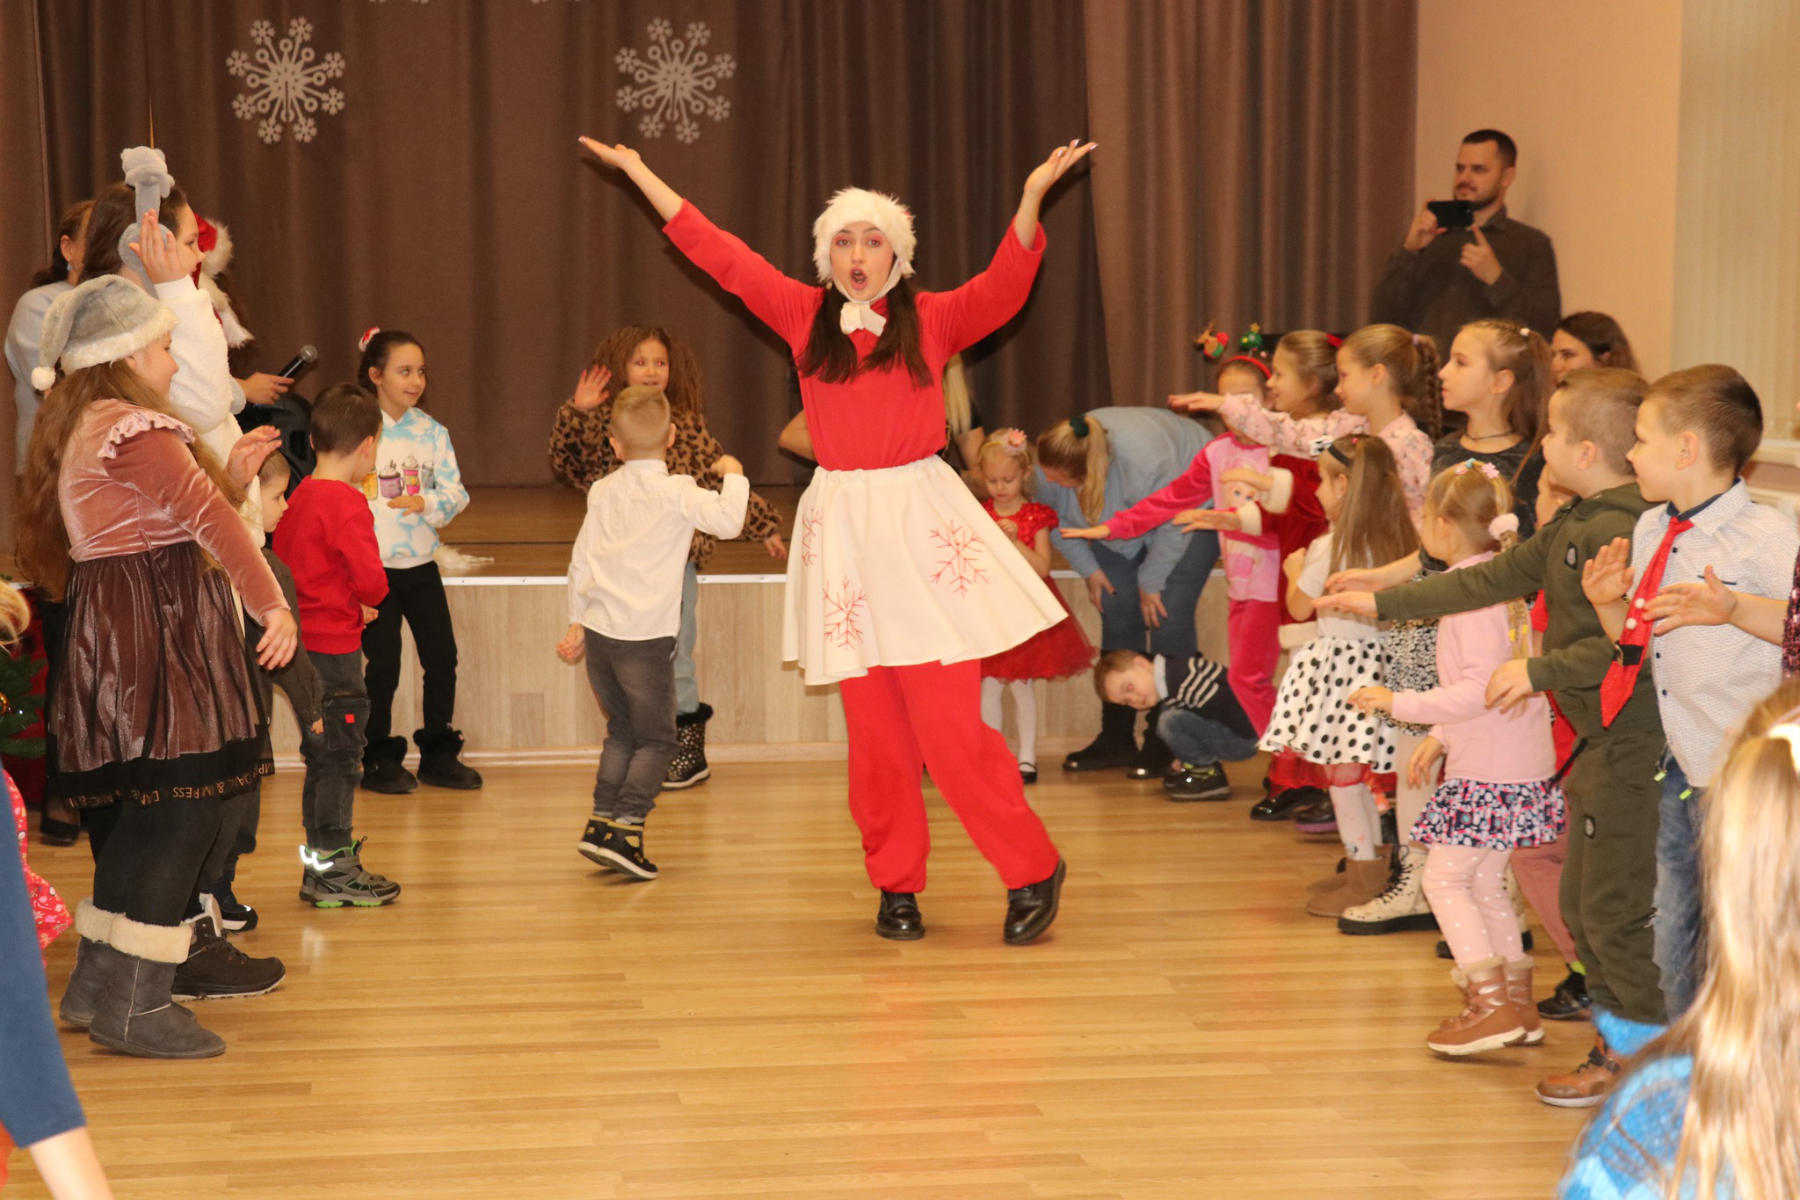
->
<box><xmin>1346</xmin><ymin>461</ymin><xmax>1565</xmax><ymax>1057</ymax></box>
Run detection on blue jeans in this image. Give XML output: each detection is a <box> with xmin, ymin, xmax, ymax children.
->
<box><xmin>1652</xmin><ymin>753</ymin><xmax>1706</xmax><ymax>1020</ymax></box>
<box><xmin>1156</xmin><ymin>707</ymin><xmax>1258</xmax><ymax>767</ymax></box>
<box><xmin>1089</xmin><ymin>530</ymin><xmax>1220</xmax><ymax>659</ymax></box>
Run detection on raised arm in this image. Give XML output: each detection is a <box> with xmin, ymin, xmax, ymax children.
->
<box><xmin>1014</xmin><ymin>140</ymin><xmax>1096</xmax><ymax>247</ymax></box>
<box><xmin>578</xmin><ymin>139</ymin><xmax>683</xmax><ymax>222</ymax></box>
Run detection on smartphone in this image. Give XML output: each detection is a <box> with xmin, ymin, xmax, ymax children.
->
<box><xmin>1427</xmin><ymin>199</ymin><xmax>1475</xmax><ymax>231</ymax></box>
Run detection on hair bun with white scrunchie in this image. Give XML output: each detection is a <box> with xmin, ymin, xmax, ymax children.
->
<box><xmin>357</xmin><ymin>325</ymin><xmax>381</xmax><ymax>353</ymax></box>
<box><xmin>1488</xmin><ymin>512</ymin><xmax>1520</xmax><ymax>539</ymax></box>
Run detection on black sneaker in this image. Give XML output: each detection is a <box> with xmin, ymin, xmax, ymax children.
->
<box><xmin>172</xmin><ymin>914</ymin><xmax>286</xmax><ymax>1001</ymax></box>
<box><xmin>1164</xmin><ymin>762</ymin><xmax>1231</xmax><ymax>801</ymax></box>
<box><xmin>216</xmin><ymin>886</ymin><xmax>258</xmax><ymax>933</ymax></box>
<box><xmin>578</xmin><ymin>819</ymin><xmax>659</xmax><ymax>880</ymax></box>
<box><xmin>1538</xmin><ymin>969</ymin><xmax>1592</xmax><ymax>1020</ymax></box>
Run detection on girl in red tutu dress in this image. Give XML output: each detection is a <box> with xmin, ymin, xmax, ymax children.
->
<box><xmin>976</xmin><ymin>430</ymin><xmax>1095</xmax><ymax>783</ymax></box>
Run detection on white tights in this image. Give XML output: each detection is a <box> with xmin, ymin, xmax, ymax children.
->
<box><xmin>1329</xmin><ymin>783</ymin><xmax>1383</xmax><ymax>860</ymax></box>
<box><xmin>980</xmin><ymin>677</ymin><xmax>1038</xmax><ymax>768</ymax></box>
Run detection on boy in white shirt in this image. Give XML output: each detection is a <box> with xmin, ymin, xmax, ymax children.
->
<box><xmin>556</xmin><ymin>386</ymin><xmax>748</xmax><ymax>878</ymax></box>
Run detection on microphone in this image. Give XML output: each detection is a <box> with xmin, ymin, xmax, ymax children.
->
<box><xmin>276</xmin><ymin>344</ymin><xmax>318</xmax><ymax>379</ymax></box>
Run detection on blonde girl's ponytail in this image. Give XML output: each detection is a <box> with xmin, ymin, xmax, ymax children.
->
<box><xmin>1035</xmin><ymin>413</ymin><xmax>1112</xmax><ymax>524</ymax></box>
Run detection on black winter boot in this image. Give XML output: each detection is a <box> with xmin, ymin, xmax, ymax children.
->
<box><xmin>88</xmin><ymin>916</ymin><xmax>226</xmax><ymax>1059</ymax></box>
<box><xmin>414</xmin><ymin>727</ymin><xmax>483</xmax><ymax>790</ymax></box>
<box><xmin>1126</xmin><ymin>720</ymin><xmax>1174</xmax><ymax>780</ymax></box>
<box><xmin>664</xmin><ymin>703</ymin><xmax>713</xmax><ymax>790</ymax></box>
<box><xmin>1063</xmin><ymin>701</ymin><xmax>1140</xmax><ymax>772</ymax></box>
<box><xmin>59</xmin><ymin>899</ymin><xmax>118</xmax><ymax>1029</ymax></box>
<box><xmin>361</xmin><ymin>735</ymin><xmax>418</xmax><ymax>794</ymax></box>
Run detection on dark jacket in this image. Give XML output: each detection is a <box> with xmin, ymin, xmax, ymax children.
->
<box><xmin>1376</xmin><ymin>483</ymin><xmax>1658</xmax><ymax>739</ymax></box>
<box><xmin>1159</xmin><ymin>653</ymin><xmax>1256</xmax><ymax>740</ymax></box>
<box><xmin>1370</xmin><ymin>206</ymin><xmax>1561</xmax><ymax>355</ymax></box>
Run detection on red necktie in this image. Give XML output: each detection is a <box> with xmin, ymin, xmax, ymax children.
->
<box><xmin>1599</xmin><ymin>515</ymin><xmax>1692</xmax><ymax>726</ymax></box>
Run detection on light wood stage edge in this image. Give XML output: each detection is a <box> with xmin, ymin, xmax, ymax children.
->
<box><xmin>269</xmin><ymin>485</ymin><xmax>1235</xmax><ymax>759</ymax></box>
<box><xmin>21</xmin><ymin>761</ymin><xmax>1585</xmax><ymax>1199</ymax></box>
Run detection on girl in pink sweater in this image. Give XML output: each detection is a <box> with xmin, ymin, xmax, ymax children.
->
<box><xmin>1346</xmin><ymin>462</ymin><xmax>1565</xmax><ymax>1057</ymax></box>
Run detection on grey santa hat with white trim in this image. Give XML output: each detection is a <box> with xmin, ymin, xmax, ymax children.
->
<box><xmin>32</xmin><ymin>275</ymin><xmax>179</xmax><ymax>392</ymax></box>
<box><xmin>115</xmin><ymin>145</ymin><xmax>177</xmax><ymax>280</ymax></box>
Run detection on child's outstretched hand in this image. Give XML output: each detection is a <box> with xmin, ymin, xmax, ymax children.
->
<box><xmin>387</xmin><ymin>494</ymin><xmax>426</xmax><ymax>514</ymax></box>
<box><xmin>1313</xmin><ymin>591</ymin><xmax>1377</xmax><ymax>618</ymax></box>
<box><xmin>1346</xmin><ymin>685</ymin><xmax>1394</xmax><ymax>716</ymax></box>
<box><xmin>1581</xmin><ymin>537</ymin><xmax>1635</xmax><ymax>609</ymax></box>
<box><xmin>1645</xmin><ymin>566</ymin><xmax>1737</xmax><ymax>633</ymax></box>
<box><xmin>1484</xmin><ymin>658</ymin><xmax>1536</xmax><ymax>712</ymax></box>
<box><xmin>556</xmin><ymin>623</ymin><xmax>586</xmax><ymax>664</ymax></box>
<box><xmin>1173</xmin><ymin>508</ymin><xmax>1241</xmax><ymax>533</ymax></box>
<box><xmin>1022</xmin><ymin>139</ymin><xmax>1097</xmax><ymax>201</ymax></box>
<box><xmin>1218</xmin><ymin>466</ymin><xmax>1274</xmax><ymax>494</ymax></box>
<box><xmin>256</xmin><ymin>610</ymin><xmax>298</xmax><ymax>670</ymax></box>
<box><xmin>1060</xmin><ymin>524</ymin><xmax>1110</xmax><ymax>540</ymax></box>
<box><xmin>571</xmin><ymin>364</ymin><xmax>612</xmax><ymax>412</ymax></box>
<box><xmin>763</xmin><ymin>533</ymin><xmax>788</xmax><ymax>560</ymax></box>
<box><xmin>712</xmin><ymin>454</ymin><xmax>743</xmax><ymax>476</ymax></box>
<box><xmin>1406</xmin><ymin>736</ymin><xmax>1445</xmax><ymax>789</ymax></box>
<box><xmin>1168</xmin><ymin>390</ymin><xmax>1224</xmax><ymax>414</ymax></box>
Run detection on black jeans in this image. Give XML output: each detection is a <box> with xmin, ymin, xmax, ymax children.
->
<box><xmin>84</xmin><ymin>795</ymin><xmax>222</xmax><ymax>926</ymax></box>
<box><xmin>302</xmin><ymin>650</ymin><xmax>368</xmax><ymax>848</ymax></box>
<box><xmin>583</xmin><ymin>629</ymin><xmax>678</xmax><ymax>823</ymax></box>
<box><xmin>362</xmin><ymin>561</ymin><xmax>458</xmax><ymax>744</ymax></box>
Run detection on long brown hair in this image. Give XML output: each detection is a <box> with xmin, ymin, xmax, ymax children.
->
<box><xmin>1581</xmin><ymin>679</ymin><xmax>1800</xmax><ymax>1200</ymax></box>
<box><xmin>1036</xmin><ymin>414</ymin><xmax>1112</xmax><ymax>524</ymax></box>
<box><xmin>1341</xmin><ymin>323</ymin><xmax>1443</xmax><ymax>438</ymax></box>
<box><xmin>18</xmin><ymin>360</ymin><xmax>241</xmax><ymax>601</ymax></box>
<box><xmin>28</xmin><ymin>199</ymin><xmax>94</xmax><ymax>288</ymax></box>
<box><xmin>80</xmin><ymin>180</ymin><xmax>190</xmax><ymax>282</ymax></box>
<box><xmin>1275</xmin><ymin>330</ymin><xmax>1342</xmax><ymax>413</ymax></box>
<box><xmin>797</xmin><ymin>279</ymin><xmax>931</xmax><ymax>387</ymax></box>
<box><xmin>1464</xmin><ymin>319</ymin><xmax>1551</xmax><ymax>446</ymax></box>
<box><xmin>1556</xmin><ymin>311</ymin><xmax>1640</xmax><ymax>375</ymax></box>
<box><xmin>1319</xmin><ymin>435</ymin><xmax>1418</xmax><ymax>573</ymax></box>
<box><xmin>589</xmin><ymin>325</ymin><xmax>704</xmax><ymax>418</ymax></box>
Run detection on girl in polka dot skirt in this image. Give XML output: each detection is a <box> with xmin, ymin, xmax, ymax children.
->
<box><xmin>1338</xmin><ymin>462</ymin><xmax>1566</xmax><ymax>1057</ymax></box>
<box><xmin>1258</xmin><ymin>436</ymin><xmax>1416</xmax><ymax>916</ymax></box>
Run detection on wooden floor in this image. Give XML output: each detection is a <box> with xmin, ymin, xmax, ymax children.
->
<box><xmin>17</xmin><ymin>758</ymin><xmax>1588</xmax><ymax>1198</ymax></box>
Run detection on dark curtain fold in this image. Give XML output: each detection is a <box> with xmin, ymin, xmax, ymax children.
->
<box><xmin>1083</xmin><ymin>0</ymin><xmax>1417</xmax><ymax>410</ymax></box>
<box><xmin>3</xmin><ymin>0</ymin><xmax>1414</xmax><ymax>506</ymax></box>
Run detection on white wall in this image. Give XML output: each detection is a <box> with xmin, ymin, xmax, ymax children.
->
<box><xmin>1414</xmin><ymin>0</ymin><xmax>1685</xmax><ymax>377</ymax></box>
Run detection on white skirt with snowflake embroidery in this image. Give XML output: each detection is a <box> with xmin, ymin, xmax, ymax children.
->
<box><xmin>784</xmin><ymin>456</ymin><xmax>1063</xmax><ymax>685</ymax></box>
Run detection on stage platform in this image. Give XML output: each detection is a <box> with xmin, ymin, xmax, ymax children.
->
<box><xmin>269</xmin><ymin>485</ymin><xmax>1232</xmax><ymax>760</ymax></box>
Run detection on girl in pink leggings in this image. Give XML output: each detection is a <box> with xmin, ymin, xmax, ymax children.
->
<box><xmin>1345</xmin><ymin>462</ymin><xmax>1565</xmax><ymax>1056</ymax></box>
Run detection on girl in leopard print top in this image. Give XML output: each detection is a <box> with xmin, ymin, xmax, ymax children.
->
<box><xmin>547</xmin><ymin>325</ymin><xmax>786</xmax><ymax>785</ymax></box>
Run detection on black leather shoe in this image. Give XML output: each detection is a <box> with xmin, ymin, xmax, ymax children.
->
<box><xmin>1164</xmin><ymin>762</ymin><xmax>1231</xmax><ymax>801</ymax></box>
<box><xmin>1063</xmin><ymin>702</ymin><xmax>1139</xmax><ymax>772</ymax></box>
<box><xmin>1249</xmin><ymin>784</ymin><xmax>1326</xmax><ymax>821</ymax></box>
<box><xmin>1125</xmin><ymin>725</ymin><xmax>1173</xmax><ymax>780</ymax></box>
<box><xmin>1538</xmin><ymin>969</ymin><xmax>1592</xmax><ymax>1020</ymax></box>
<box><xmin>1003</xmin><ymin>859</ymin><xmax>1066</xmax><ymax>945</ymax></box>
<box><xmin>875</xmin><ymin>891</ymin><xmax>924</xmax><ymax>941</ymax></box>
<box><xmin>1019</xmin><ymin>763</ymin><xmax>1038</xmax><ymax>785</ymax></box>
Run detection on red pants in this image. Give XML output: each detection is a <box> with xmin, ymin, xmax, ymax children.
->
<box><xmin>839</xmin><ymin>659</ymin><xmax>1060</xmax><ymax>892</ymax></box>
<box><xmin>1227</xmin><ymin>597</ymin><xmax>1281</xmax><ymax>734</ymax></box>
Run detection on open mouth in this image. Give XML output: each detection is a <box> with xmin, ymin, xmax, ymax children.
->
<box><xmin>850</xmin><ymin>268</ymin><xmax>869</xmax><ymax>289</ymax></box>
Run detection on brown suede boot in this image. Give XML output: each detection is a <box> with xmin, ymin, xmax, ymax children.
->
<box><xmin>1536</xmin><ymin>1032</ymin><xmax>1622</xmax><ymax>1108</ymax></box>
<box><xmin>1427</xmin><ymin>957</ymin><xmax>1526</xmax><ymax>1055</ymax></box>
<box><xmin>1306</xmin><ymin>847</ymin><xmax>1392</xmax><ymax>917</ymax></box>
<box><xmin>1503</xmin><ymin>957</ymin><xmax>1544</xmax><ymax>1046</ymax></box>
<box><xmin>1306</xmin><ymin>861</ymin><xmax>1348</xmax><ymax>899</ymax></box>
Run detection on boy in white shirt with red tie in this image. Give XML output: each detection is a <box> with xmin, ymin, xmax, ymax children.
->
<box><xmin>557</xmin><ymin>386</ymin><xmax>748</xmax><ymax>879</ymax></box>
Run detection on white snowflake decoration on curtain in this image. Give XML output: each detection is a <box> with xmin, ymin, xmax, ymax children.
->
<box><xmin>226</xmin><ymin>18</ymin><xmax>347</xmax><ymax>144</ymax></box>
<box><xmin>614</xmin><ymin>19</ymin><xmax>735</xmax><ymax>144</ymax></box>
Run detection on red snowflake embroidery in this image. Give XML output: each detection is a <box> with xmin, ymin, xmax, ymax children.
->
<box><xmin>800</xmin><ymin>511</ymin><xmax>823</xmax><ymax>566</ymax></box>
<box><xmin>823</xmin><ymin>578</ymin><xmax>866</xmax><ymax>649</ymax></box>
<box><xmin>928</xmin><ymin>520</ymin><xmax>989</xmax><ymax>596</ymax></box>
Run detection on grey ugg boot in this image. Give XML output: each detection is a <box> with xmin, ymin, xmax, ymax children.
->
<box><xmin>88</xmin><ymin>915</ymin><xmax>226</xmax><ymax>1059</ymax></box>
<box><xmin>59</xmin><ymin>898</ymin><xmax>120</xmax><ymax>1029</ymax></box>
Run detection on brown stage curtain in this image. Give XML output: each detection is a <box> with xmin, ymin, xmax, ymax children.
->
<box><xmin>1083</xmin><ymin>0</ymin><xmax>1418</xmax><ymax>410</ymax></box>
<box><xmin>2</xmin><ymin>0</ymin><xmax>1413</xmax><ymax>502</ymax></box>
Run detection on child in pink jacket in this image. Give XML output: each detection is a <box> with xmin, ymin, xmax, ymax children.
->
<box><xmin>1344</xmin><ymin>461</ymin><xmax>1564</xmax><ymax>1057</ymax></box>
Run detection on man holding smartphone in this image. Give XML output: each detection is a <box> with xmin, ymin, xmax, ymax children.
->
<box><xmin>1370</xmin><ymin>129</ymin><xmax>1561</xmax><ymax>354</ymax></box>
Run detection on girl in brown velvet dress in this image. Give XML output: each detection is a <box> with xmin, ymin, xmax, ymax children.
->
<box><xmin>17</xmin><ymin>251</ymin><xmax>296</xmax><ymax>1060</ymax></box>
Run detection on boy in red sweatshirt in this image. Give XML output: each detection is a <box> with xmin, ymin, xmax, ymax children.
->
<box><xmin>272</xmin><ymin>384</ymin><xmax>399</xmax><ymax>907</ymax></box>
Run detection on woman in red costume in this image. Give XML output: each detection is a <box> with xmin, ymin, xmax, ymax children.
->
<box><xmin>579</xmin><ymin>135</ymin><xmax>1093</xmax><ymax>944</ymax></box>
